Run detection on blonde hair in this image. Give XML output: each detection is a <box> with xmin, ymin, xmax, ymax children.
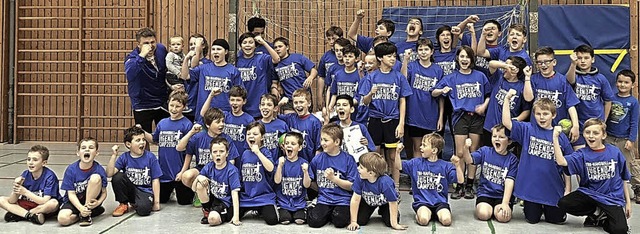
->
<box><xmin>422</xmin><ymin>133</ymin><xmax>444</xmax><ymax>153</ymax></box>
<box><xmin>532</xmin><ymin>98</ymin><xmax>557</xmax><ymax>115</ymax></box>
<box><xmin>169</xmin><ymin>36</ymin><xmax>184</xmax><ymax>44</ymax></box>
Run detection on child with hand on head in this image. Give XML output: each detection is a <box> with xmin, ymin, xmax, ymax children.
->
<box><xmin>450</xmin><ymin>125</ymin><xmax>519</xmax><ymax>223</ymax></box>
<box><xmin>307</xmin><ymin>124</ymin><xmax>358</xmax><ymax>228</ymax></box>
<box><xmin>193</xmin><ymin>137</ymin><xmax>242</xmax><ymax>226</ymax></box>
<box><xmin>605</xmin><ymin>70</ymin><xmax>640</xmax><ymax>203</ymax></box>
<box><xmin>396</xmin><ymin>133</ymin><xmax>456</xmax><ymax>226</ymax></box>
<box><xmin>274</xmin><ymin>132</ymin><xmax>313</xmax><ymax>225</ymax></box>
<box><xmin>237</xmin><ymin>122</ymin><xmax>279</xmax><ymax>225</ymax></box>
<box><xmin>554</xmin><ymin>118</ymin><xmax>631</xmax><ymax>234</ymax></box>
<box><xmin>108</xmin><ymin>126</ymin><xmax>163</xmax><ymax>217</ymax></box>
<box><xmin>347</xmin><ymin>152</ymin><xmax>407</xmax><ymax>231</ymax></box>
<box><xmin>0</xmin><ymin>145</ymin><xmax>60</xmax><ymax>225</ymax></box>
<box><xmin>58</xmin><ymin>138</ymin><xmax>109</xmax><ymax>226</ymax></box>
<box><xmin>502</xmin><ymin>91</ymin><xmax>573</xmax><ymax>224</ymax></box>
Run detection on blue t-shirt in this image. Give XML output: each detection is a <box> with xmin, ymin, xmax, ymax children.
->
<box><xmin>336</xmin><ymin>120</ymin><xmax>376</xmax><ymax>153</ymax></box>
<box><xmin>260</xmin><ymin>119</ymin><xmax>289</xmax><ymax>159</ymax></box>
<box><xmin>433</xmin><ymin>70</ymin><xmax>490</xmax><ymax>126</ymax></box>
<box><xmin>185</xmin><ymin>132</ymin><xmax>240</xmax><ymax>169</ymax></box>
<box><xmin>510</xmin><ymin>121</ymin><xmax>574</xmax><ymax>206</ymax></box>
<box><xmin>237</xmin><ymin>53</ymin><xmax>274</xmax><ymax>118</ymax></box>
<box><xmin>406</xmin><ymin>61</ymin><xmax>443</xmax><ymax>131</ymax></box>
<box><xmin>318</xmin><ymin>50</ymin><xmax>338</xmax><ymax>79</ymax></box>
<box><xmin>223</xmin><ymin>111</ymin><xmax>254</xmax><ymax>155</ymax></box>
<box><xmin>433</xmin><ymin>50</ymin><xmax>456</xmax><ymax>76</ymax></box>
<box><xmin>190</xmin><ymin>63</ymin><xmax>243</xmax><ymax>124</ymax></box>
<box><xmin>124</xmin><ymin>44</ymin><xmax>168</xmax><ymax>110</ymax></box>
<box><xmin>401</xmin><ymin>158</ymin><xmax>456</xmax><ymax>209</ymax></box>
<box><xmin>356</xmin><ymin>35</ymin><xmax>375</xmax><ymax>54</ymax></box>
<box><xmin>186</xmin><ymin>58</ymin><xmax>212</xmax><ymax>112</ymax></box>
<box><xmin>488</xmin><ymin>46</ymin><xmax>533</xmax><ymax>66</ymax></box>
<box><xmin>153</xmin><ymin>117</ymin><xmax>193</xmax><ymax>182</ymax></box>
<box><xmin>276</xmin><ymin>157</ymin><xmax>314</xmax><ymax>211</ymax></box>
<box><xmin>352</xmin><ymin>175</ymin><xmax>398</xmax><ymax>207</ymax></box>
<box><xmin>396</xmin><ymin>41</ymin><xmax>419</xmax><ymax>63</ymax></box>
<box><xmin>311</xmin><ymin>151</ymin><xmax>358</xmax><ymax>206</ymax></box>
<box><xmin>279</xmin><ymin>113</ymin><xmax>322</xmax><ymax>162</ymax></box>
<box><xmin>483</xmin><ymin>73</ymin><xmax>531</xmax><ymax>131</ymax></box>
<box><xmin>239</xmin><ymin>148</ymin><xmax>276</xmax><ymax>206</ymax></box>
<box><xmin>20</xmin><ymin>167</ymin><xmax>61</xmax><ymax>201</ymax></box>
<box><xmin>357</xmin><ymin>70</ymin><xmax>413</xmax><ymax>120</ymax></box>
<box><xmin>61</xmin><ymin>161</ymin><xmax>108</xmax><ymax>201</ymax></box>
<box><xmin>330</xmin><ymin>68</ymin><xmax>360</xmax><ymax>98</ymax></box>
<box><xmin>471</xmin><ymin>147</ymin><xmax>519</xmax><ymax>199</ymax></box>
<box><xmin>115</xmin><ymin>151</ymin><xmax>163</xmax><ymax>194</ymax></box>
<box><xmin>607</xmin><ymin>94</ymin><xmax>640</xmax><ymax>141</ymax></box>
<box><xmin>529</xmin><ymin>73</ymin><xmax>580</xmax><ymax>124</ymax></box>
<box><xmin>275</xmin><ymin>53</ymin><xmax>316</xmax><ymax>99</ymax></box>
<box><xmin>574</xmin><ymin>72</ymin><xmax>615</xmax><ymax>125</ymax></box>
<box><xmin>199</xmin><ymin>162</ymin><xmax>241</xmax><ymax>207</ymax></box>
<box><xmin>564</xmin><ymin>145</ymin><xmax>631</xmax><ymax>206</ymax></box>
<box><xmin>325</xmin><ymin>63</ymin><xmax>345</xmax><ymax>88</ymax></box>
<box><xmin>461</xmin><ymin>34</ymin><xmax>496</xmax><ymax>79</ymax></box>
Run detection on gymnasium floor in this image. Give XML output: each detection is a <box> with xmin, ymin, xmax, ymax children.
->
<box><xmin>0</xmin><ymin>143</ymin><xmax>637</xmax><ymax>233</ymax></box>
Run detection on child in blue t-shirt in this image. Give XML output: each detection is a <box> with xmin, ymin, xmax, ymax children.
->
<box><xmin>328</xmin><ymin>44</ymin><xmax>361</xmax><ymax>113</ymax></box>
<box><xmin>177</xmin><ymin>107</ymin><xmax>240</xmax><ymax>200</ymax></box>
<box><xmin>308</xmin><ymin>124</ymin><xmax>358</xmax><ymax>228</ymax></box>
<box><xmin>451</xmin><ymin>125</ymin><xmax>519</xmax><ymax>223</ymax></box>
<box><xmin>278</xmin><ymin>88</ymin><xmax>322</xmax><ymax>163</ymax></box>
<box><xmin>477</xmin><ymin>24</ymin><xmax>533</xmax><ymax>66</ymax></box>
<box><xmin>554</xmin><ymin>119</ymin><xmax>631</xmax><ymax>234</ymax></box>
<box><xmin>565</xmin><ymin>45</ymin><xmax>615</xmax><ymax>149</ymax></box>
<box><xmin>502</xmin><ymin>92</ymin><xmax>574</xmax><ymax>224</ymax></box>
<box><xmin>193</xmin><ymin>137</ymin><xmax>242</xmax><ymax>226</ymax></box>
<box><xmin>318</xmin><ymin>26</ymin><xmax>343</xmax><ymax>84</ymax></box>
<box><xmin>359</xmin><ymin>42</ymin><xmax>413</xmax><ymax>188</ymax></box>
<box><xmin>321</xmin><ymin>32</ymin><xmax>348</xmax><ymax>110</ymax></box>
<box><xmin>141</xmin><ymin>91</ymin><xmax>194</xmax><ymax>206</ymax></box>
<box><xmin>184</xmin><ymin>38</ymin><xmax>243</xmax><ymax>124</ymax></box>
<box><xmin>605</xmin><ymin>70</ymin><xmax>640</xmax><ymax>203</ymax></box>
<box><xmin>0</xmin><ymin>145</ymin><xmax>60</xmax><ymax>225</ymax></box>
<box><xmin>347</xmin><ymin>9</ymin><xmax>395</xmax><ymax>54</ymax></box>
<box><xmin>236</xmin><ymin>33</ymin><xmax>280</xmax><ymax>118</ymax></box>
<box><xmin>201</xmin><ymin>86</ymin><xmax>255</xmax><ymax>155</ymax></box>
<box><xmin>432</xmin><ymin>45</ymin><xmax>491</xmax><ymax>200</ymax></box>
<box><xmin>58</xmin><ymin>138</ymin><xmax>109</xmax><ymax>226</ymax></box>
<box><xmin>482</xmin><ymin>57</ymin><xmax>532</xmax><ymax>146</ymax></box>
<box><xmin>259</xmin><ymin>94</ymin><xmax>289</xmax><ymax>159</ymax></box>
<box><xmin>395</xmin><ymin>17</ymin><xmax>424</xmax><ymax>63</ymax></box>
<box><xmin>401</xmin><ymin>38</ymin><xmax>444</xmax><ymax>158</ymax></box>
<box><xmin>182</xmin><ymin>34</ymin><xmax>212</xmax><ymax>122</ymax></box>
<box><xmin>333</xmin><ymin>95</ymin><xmax>376</xmax><ymax>158</ymax></box>
<box><xmin>274</xmin><ymin>132</ymin><xmax>313</xmax><ymax>225</ymax></box>
<box><xmin>272</xmin><ymin>37</ymin><xmax>318</xmax><ymax>103</ymax></box>
<box><xmin>395</xmin><ymin>133</ymin><xmax>456</xmax><ymax>226</ymax></box>
<box><xmin>108</xmin><ymin>126</ymin><xmax>163</xmax><ymax>217</ymax></box>
<box><xmin>237</xmin><ymin>122</ymin><xmax>279</xmax><ymax>225</ymax></box>
<box><xmin>523</xmin><ymin>46</ymin><xmax>580</xmax><ymax>143</ymax></box>
<box><xmin>347</xmin><ymin>152</ymin><xmax>407</xmax><ymax>231</ymax></box>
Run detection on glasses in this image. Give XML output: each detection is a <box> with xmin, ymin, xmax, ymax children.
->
<box><xmin>535</xmin><ymin>59</ymin><xmax>555</xmax><ymax>65</ymax></box>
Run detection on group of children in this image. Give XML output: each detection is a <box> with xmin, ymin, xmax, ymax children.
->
<box><xmin>0</xmin><ymin>11</ymin><xmax>638</xmax><ymax>234</ymax></box>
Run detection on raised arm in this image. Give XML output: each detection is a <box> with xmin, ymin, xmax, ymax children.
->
<box><xmin>522</xmin><ymin>66</ymin><xmax>534</xmax><ymax>102</ymax></box>
<box><xmin>552</xmin><ymin>126</ymin><xmax>568</xmax><ymax>167</ymax></box>
<box><xmin>476</xmin><ymin>27</ymin><xmax>491</xmax><ymax>58</ymax></box>
<box><xmin>255</xmin><ymin>35</ymin><xmax>281</xmax><ymax>64</ymax></box>
<box><xmin>401</xmin><ymin>50</ymin><xmax>411</xmax><ymax>78</ymax></box>
<box><xmin>107</xmin><ymin>145</ymin><xmax>120</xmax><ymax>177</ymax></box>
<box><xmin>502</xmin><ymin>89</ymin><xmax>517</xmax><ymax>130</ymax></box>
<box><xmin>176</xmin><ymin>124</ymin><xmax>201</xmax><ymax>152</ymax></box>
<box><xmin>347</xmin><ymin>10</ymin><xmax>365</xmax><ymax>41</ymax></box>
<box><xmin>565</xmin><ymin>53</ymin><xmax>578</xmax><ymax>85</ymax></box>
<box><xmin>200</xmin><ymin>88</ymin><xmax>222</xmax><ymax>118</ymax></box>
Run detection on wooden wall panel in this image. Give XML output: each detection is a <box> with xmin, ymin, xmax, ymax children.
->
<box><xmin>0</xmin><ymin>0</ymin><xmax>9</xmax><ymax>142</ymax></box>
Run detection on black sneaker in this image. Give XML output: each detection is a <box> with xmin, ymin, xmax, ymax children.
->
<box><xmin>464</xmin><ymin>186</ymin><xmax>475</xmax><ymax>199</ymax></box>
<box><xmin>26</xmin><ymin>213</ymin><xmax>44</xmax><ymax>225</ymax></box>
<box><xmin>79</xmin><ymin>216</ymin><xmax>92</xmax><ymax>226</ymax></box>
<box><xmin>451</xmin><ymin>186</ymin><xmax>465</xmax><ymax>200</ymax></box>
<box><xmin>583</xmin><ymin>211</ymin><xmax>606</xmax><ymax>227</ymax></box>
<box><xmin>4</xmin><ymin>212</ymin><xmax>24</xmax><ymax>222</ymax></box>
<box><xmin>91</xmin><ymin>206</ymin><xmax>106</xmax><ymax>217</ymax></box>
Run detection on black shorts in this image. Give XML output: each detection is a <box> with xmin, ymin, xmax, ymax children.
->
<box><xmin>413</xmin><ymin>203</ymin><xmax>451</xmax><ymax>220</ymax></box>
<box><xmin>59</xmin><ymin>193</ymin><xmax>104</xmax><ymax>217</ymax></box>
<box><xmin>406</xmin><ymin>125</ymin><xmax>435</xmax><ymax>138</ymax></box>
<box><xmin>368</xmin><ymin>118</ymin><xmax>400</xmax><ymax>147</ymax></box>
<box><xmin>209</xmin><ymin>195</ymin><xmax>234</xmax><ymax>223</ymax></box>
<box><xmin>476</xmin><ymin>196</ymin><xmax>514</xmax><ymax>209</ymax></box>
<box><xmin>453</xmin><ymin>113</ymin><xmax>484</xmax><ymax>135</ymax></box>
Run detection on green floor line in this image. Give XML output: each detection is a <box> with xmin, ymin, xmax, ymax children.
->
<box><xmin>487</xmin><ymin>219</ymin><xmax>496</xmax><ymax>234</ymax></box>
<box><xmin>99</xmin><ymin>213</ymin><xmax>135</xmax><ymax>234</ymax></box>
<box><xmin>431</xmin><ymin>220</ymin><xmax>436</xmax><ymax>234</ymax></box>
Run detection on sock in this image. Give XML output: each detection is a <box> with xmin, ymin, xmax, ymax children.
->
<box><xmin>457</xmin><ymin>183</ymin><xmax>464</xmax><ymax>190</ymax></box>
<box><xmin>466</xmin><ymin>178</ymin><xmax>474</xmax><ymax>187</ymax></box>
<box><xmin>201</xmin><ymin>201</ymin><xmax>211</xmax><ymax>210</ymax></box>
